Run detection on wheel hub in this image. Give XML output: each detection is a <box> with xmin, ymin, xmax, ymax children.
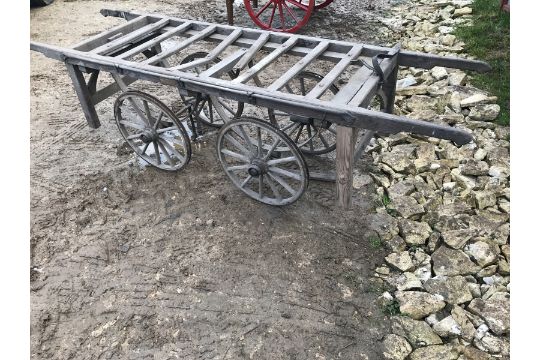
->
<box><xmin>140</xmin><ymin>128</ymin><xmax>159</xmax><ymax>143</ymax></box>
<box><xmin>248</xmin><ymin>159</ymin><xmax>268</xmax><ymax>177</ymax></box>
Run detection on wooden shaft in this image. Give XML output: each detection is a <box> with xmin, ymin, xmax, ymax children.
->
<box><xmin>65</xmin><ymin>64</ymin><xmax>101</xmax><ymax>128</ymax></box>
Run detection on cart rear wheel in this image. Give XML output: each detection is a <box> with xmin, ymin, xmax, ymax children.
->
<box><xmin>269</xmin><ymin>71</ymin><xmax>339</xmax><ymax>155</ymax></box>
<box><xmin>217</xmin><ymin>117</ymin><xmax>308</xmax><ymax>205</ymax></box>
<box><xmin>114</xmin><ymin>91</ymin><xmax>192</xmax><ymax>171</ymax></box>
<box><xmin>243</xmin><ymin>0</ymin><xmax>315</xmax><ymax>33</ymax></box>
<box><xmin>179</xmin><ymin>52</ymin><xmax>244</xmax><ymax>127</ymax></box>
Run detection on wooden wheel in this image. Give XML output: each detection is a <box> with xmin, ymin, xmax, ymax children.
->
<box><xmin>243</xmin><ymin>0</ymin><xmax>315</xmax><ymax>33</ymax></box>
<box><xmin>179</xmin><ymin>52</ymin><xmax>244</xmax><ymax>127</ymax></box>
<box><xmin>114</xmin><ymin>91</ymin><xmax>192</xmax><ymax>171</ymax></box>
<box><xmin>217</xmin><ymin>117</ymin><xmax>309</xmax><ymax>205</ymax></box>
<box><xmin>269</xmin><ymin>71</ymin><xmax>339</xmax><ymax>155</ymax></box>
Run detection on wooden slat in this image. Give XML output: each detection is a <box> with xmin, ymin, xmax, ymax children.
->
<box><xmin>100</xmin><ymin>9</ymin><xmax>491</xmax><ymax>72</ymax></box>
<box><xmin>173</xmin><ymin>28</ymin><xmax>243</xmax><ymax>71</ymax></box>
<box><xmin>90</xmin><ymin>19</ymin><xmax>169</xmax><ymax>55</ymax></box>
<box><xmin>306</xmin><ymin>45</ymin><xmax>364</xmax><ymax>99</ymax></box>
<box><xmin>117</xmin><ymin>22</ymin><xmax>192</xmax><ymax>60</ymax></box>
<box><xmin>142</xmin><ymin>25</ymin><xmax>218</xmax><ymax>65</ymax></box>
<box><xmin>72</xmin><ymin>16</ymin><xmax>149</xmax><ymax>52</ymax></box>
<box><xmin>267</xmin><ymin>41</ymin><xmax>330</xmax><ymax>91</ymax></box>
<box><xmin>232</xmin><ymin>36</ymin><xmax>299</xmax><ymax>84</ymax></box>
<box><xmin>235</xmin><ymin>32</ymin><xmax>271</xmax><ymax>70</ymax></box>
<box><xmin>198</xmin><ymin>49</ymin><xmax>247</xmax><ymax>78</ymax></box>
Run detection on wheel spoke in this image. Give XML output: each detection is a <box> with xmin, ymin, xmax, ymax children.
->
<box><xmin>283</xmin><ymin>2</ymin><xmax>299</xmax><ymax>22</ymax></box>
<box><xmin>221</xmin><ymin>148</ymin><xmax>250</xmax><ymax>162</ymax></box>
<box><xmin>127</xmin><ymin>98</ymin><xmax>150</xmax><ymax>125</ymax></box>
<box><xmin>262</xmin><ymin>136</ymin><xmax>283</xmax><ymax>160</ymax></box>
<box><xmin>284</xmin><ymin>84</ymin><xmax>294</xmax><ymax>94</ymax></box>
<box><xmin>217</xmin><ymin>99</ymin><xmax>236</xmax><ymax>115</ymax></box>
<box><xmin>294</xmin><ymin>124</ymin><xmax>304</xmax><ymax>143</ymax></box>
<box><xmin>241</xmin><ymin>175</ymin><xmax>253</xmax><ymax>188</ymax></box>
<box><xmin>267</xmin><ymin>3</ymin><xmax>277</xmax><ymax>27</ymax></box>
<box><xmin>153</xmin><ymin>141</ymin><xmax>161</xmax><ymax>165</ymax></box>
<box><xmin>258</xmin><ymin>176</ymin><xmax>264</xmax><ymax>199</ymax></box>
<box><xmin>153</xmin><ymin>111</ymin><xmax>164</xmax><ymax>130</ymax></box>
<box><xmin>264</xmin><ymin>174</ymin><xmax>282</xmax><ymax>201</ymax></box>
<box><xmin>159</xmin><ymin>139</ymin><xmax>186</xmax><ymax>163</ymax></box>
<box><xmin>226</xmin><ymin>164</ymin><xmax>250</xmax><ymax>172</ymax></box>
<box><xmin>267</xmin><ymin>156</ymin><xmax>297</xmax><ymax>166</ymax></box>
<box><xmin>141</xmin><ymin>142</ymin><xmax>150</xmax><ymax>155</ymax></box>
<box><xmin>157</xmin><ymin>140</ymin><xmax>174</xmax><ymax>165</ymax></box>
<box><xmin>143</xmin><ymin>100</ymin><xmax>153</xmax><ymax>124</ymax></box>
<box><xmin>224</xmin><ymin>133</ymin><xmax>251</xmax><ymax>157</ymax></box>
<box><xmin>268</xmin><ymin>172</ymin><xmax>296</xmax><ymax>196</ymax></box>
<box><xmin>126</xmin><ymin>132</ymin><xmax>144</xmax><ymax>140</ymax></box>
<box><xmin>256</xmin><ymin>0</ymin><xmax>274</xmax><ymax>18</ymax></box>
<box><xmin>278</xmin><ymin>2</ymin><xmax>286</xmax><ymax>30</ymax></box>
<box><xmin>156</xmin><ymin>126</ymin><xmax>178</xmax><ymax>134</ymax></box>
<box><xmin>234</xmin><ymin>125</ymin><xmax>256</xmax><ymax>155</ymax></box>
<box><xmin>285</xmin><ymin>0</ymin><xmax>309</xmax><ymax>11</ymax></box>
<box><xmin>299</xmin><ymin>76</ymin><xmax>306</xmax><ymax>95</ymax></box>
<box><xmin>208</xmin><ymin>100</ymin><xmax>214</xmax><ymax>124</ymax></box>
<box><xmin>318</xmin><ymin>131</ymin><xmax>330</xmax><ymax>148</ymax></box>
<box><xmin>307</xmin><ymin>125</ymin><xmax>314</xmax><ymax>151</ymax></box>
<box><xmin>257</xmin><ymin>127</ymin><xmax>263</xmax><ymax>157</ymax></box>
<box><xmin>269</xmin><ymin>166</ymin><xmax>302</xmax><ymax>181</ymax></box>
<box><xmin>327</xmin><ymin>126</ymin><xmax>337</xmax><ymax>135</ymax></box>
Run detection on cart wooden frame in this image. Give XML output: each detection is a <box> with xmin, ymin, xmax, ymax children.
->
<box><xmin>30</xmin><ymin>9</ymin><xmax>490</xmax><ymax>208</ymax></box>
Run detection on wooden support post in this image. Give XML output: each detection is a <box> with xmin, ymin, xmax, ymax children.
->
<box><xmin>226</xmin><ymin>0</ymin><xmax>234</xmax><ymax>25</ymax></box>
<box><xmin>381</xmin><ymin>63</ymin><xmax>398</xmax><ymax>114</ymax></box>
<box><xmin>65</xmin><ymin>64</ymin><xmax>101</xmax><ymax>129</ymax></box>
<box><xmin>336</xmin><ymin>126</ymin><xmax>358</xmax><ymax>209</ymax></box>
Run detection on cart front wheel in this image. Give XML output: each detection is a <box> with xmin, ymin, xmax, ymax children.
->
<box><xmin>114</xmin><ymin>91</ymin><xmax>192</xmax><ymax>171</ymax></box>
<box><xmin>217</xmin><ymin>117</ymin><xmax>308</xmax><ymax>205</ymax></box>
<box><xmin>244</xmin><ymin>0</ymin><xmax>315</xmax><ymax>33</ymax></box>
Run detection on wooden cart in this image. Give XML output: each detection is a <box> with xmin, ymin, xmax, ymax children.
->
<box><xmin>30</xmin><ymin>9</ymin><xmax>490</xmax><ymax>208</ymax></box>
<box><xmin>226</xmin><ymin>0</ymin><xmax>337</xmax><ymax>33</ymax></box>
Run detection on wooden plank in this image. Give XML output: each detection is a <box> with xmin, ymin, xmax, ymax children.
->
<box><xmin>116</xmin><ymin>22</ymin><xmax>192</xmax><ymax>60</ymax></box>
<box><xmin>306</xmin><ymin>45</ymin><xmax>364</xmax><ymax>99</ymax></box>
<box><xmin>199</xmin><ymin>49</ymin><xmax>247</xmax><ymax>78</ymax></box>
<box><xmin>65</xmin><ymin>64</ymin><xmax>101</xmax><ymax>128</ymax></box>
<box><xmin>335</xmin><ymin>126</ymin><xmax>358</xmax><ymax>209</ymax></box>
<box><xmin>72</xmin><ymin>16</ymin><xmax>149</xmax><ymax>52</ymax></box>
<box><xmin>143</xmin><ymin>25</ymin><xmax>218</xmax><ymax>65</ymax></box>
<box><xmin>267</xmin><ymin>41</ymin><xmax>330</xmax><ymax>91</ymax></box>
<box><xmin>91</xmin><ymin>76</ymin><xmax>138</xmax><ymax>104</ymax></box>
<box><xmin>235</xmin><ymin>32</ymin><xmax>271</xmax><ymax>70</ymax></box>
<box><xmin>232</xmin><ymin>36</ymin><xmax>299</xmax><ymax>84</ymax></box>
<box><xmin>31</xmin><ymin>41</ymin><xmax>474</xmax><ymax>145</ymax></box>
<box><xmin>100</xmin><ymin>9</ymin><xmax>491</xmax><ymax>72</ymax></box>
<box><xmin>91</xmin><ymin>19</ymin><xmax>169</xmax><ymax>55</ymax></box>
<box><xmin>173</xmin><ymin>28</ymin><xmax>243</xmax><ymax>71</ymax></box>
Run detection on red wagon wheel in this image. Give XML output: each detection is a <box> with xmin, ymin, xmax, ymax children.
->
<box><xmin>244</xmin><ymin>0</ymin><xmax>315</xmax><ymax>33</ymax></box>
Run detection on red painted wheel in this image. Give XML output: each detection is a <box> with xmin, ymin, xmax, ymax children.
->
<box><xmin>243</xmin><ymin>0</ymin><xmax>315</xmax><ymax>33</ymax></box>
<box><xmin>301</xmin><ymin>0</ymin><xmax>334</xmax><ymax>10</ymax></box>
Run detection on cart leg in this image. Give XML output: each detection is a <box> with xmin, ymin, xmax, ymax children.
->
<box><xmin>381</xmin><ymin>64</ymin><xmax>398</xmax><ymax>114</ymax></box>
<box><xmin>226</xmin><ymin>0</ymin><xmax>234</xmax><ymax>25</ymax></box>
<box><xmin>65</xmin><ymin>64</ymin><xmax>101</xmax><ymax>129</ymax></box>
<box><xmin>336</xmin><ymin>126</ymin><xmax>358</xmax><ymax>209</ymax></box>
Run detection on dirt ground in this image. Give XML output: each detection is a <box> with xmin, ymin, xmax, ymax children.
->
<box><xmin>30</xmin><ymin>1</ymin><xmax>395</xmax><ymax>358</ymax></box>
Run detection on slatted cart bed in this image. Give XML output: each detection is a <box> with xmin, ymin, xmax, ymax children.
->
<box><xmin>30</xmin><ymin>9</ymin><xmax>490</xmax><ymax>208</ymax></box>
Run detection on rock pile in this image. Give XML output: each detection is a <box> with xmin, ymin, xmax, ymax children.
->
<box><xmin>366</xmin><ymin>1</ymin><xmax>510</xmax><ymax>359</ymax></box>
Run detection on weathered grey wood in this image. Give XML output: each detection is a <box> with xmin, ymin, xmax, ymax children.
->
<box><xmin>100</xmin><ymin>9</ymin><xmax>491</xmax><ymax>72</ymax></box>
<box><xmin>91</xmin><ymin>76</ymin><xmax>138</xmax><ymax>104</ymax></box>
<box><xmin>199</xmin><ymin>49</ymin><xmax>247</xmax><ymax>78</ymax></box>
<box><xmin>348</xmin><ymin>55</ymin><xmax>397</xmax><ymax>108</ymax></box>
<box><xmin>233</xmin><ymin>36</ymin><xmax>299</xmax><ymax>84</ymax></box>
<box><xmin>353</xmin><ymin>130</ymin><xmax>375</xmax><ymax>163</ymax></box>
<box><xmin>235</xmin><ymin>32</ymin><xmax>271</xmax><ymax>70</ymax></box>
<box><xmin>143</xmin><ymin>25</ymin><xmax>218</xmax><ymax>65</ymax></box>
<box><xmin>268</xmin><ymin>41</ymin><xmax>330</xmax><ymax>91</ymax></box>
<box><xmin>91</xmin><ymin>18</ymin><xmax>169</xmax><ymax>55</ymax></box>
<box><xmin>30</xmin><ymin>42</ymin><xmax>474</xmax><ymax>145</ymax></box>
<box><xmin>65</xmin><ymin>64</ymin><xmax>101</xmax><ymax>128</ymax></box>
<box><xmin>335</xmin><ymin>126</ymin><xmax>358</xmax><ymax>208</ymax></box>
<box><xmin>309</xmin><ymin>171</ymin><xmax>336</xmax><ymax>182</ymax></box>
<box><xmin>307</xmin><ymin>45</ymin><xmax>364</xmax><ymax>99</ymax></box>
<box><xmin>174</xmin><ymin>28</ymin><xmax>243</xmax><ymax>71</ymax></box>
<box><xmin>72</xmin><ymin>15</ymin><xmax>149</xmax><ymax>52</ymax></box>
<box><xmin>117</xmin><ymin>22</ymin><xmax>192</xmax><ymax>60</ymax></box>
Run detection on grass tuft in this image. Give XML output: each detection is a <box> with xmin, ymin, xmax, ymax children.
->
<box><xmin>453</xmin><ymin>0</ymin><xmax>510</xmax><ymax>126</ymax></box>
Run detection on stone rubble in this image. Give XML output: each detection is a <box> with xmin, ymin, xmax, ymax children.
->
<box><xmin>370</xmin><ymin>1</ymin><xmax>510</xmax><ymax>359</ymax></box>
